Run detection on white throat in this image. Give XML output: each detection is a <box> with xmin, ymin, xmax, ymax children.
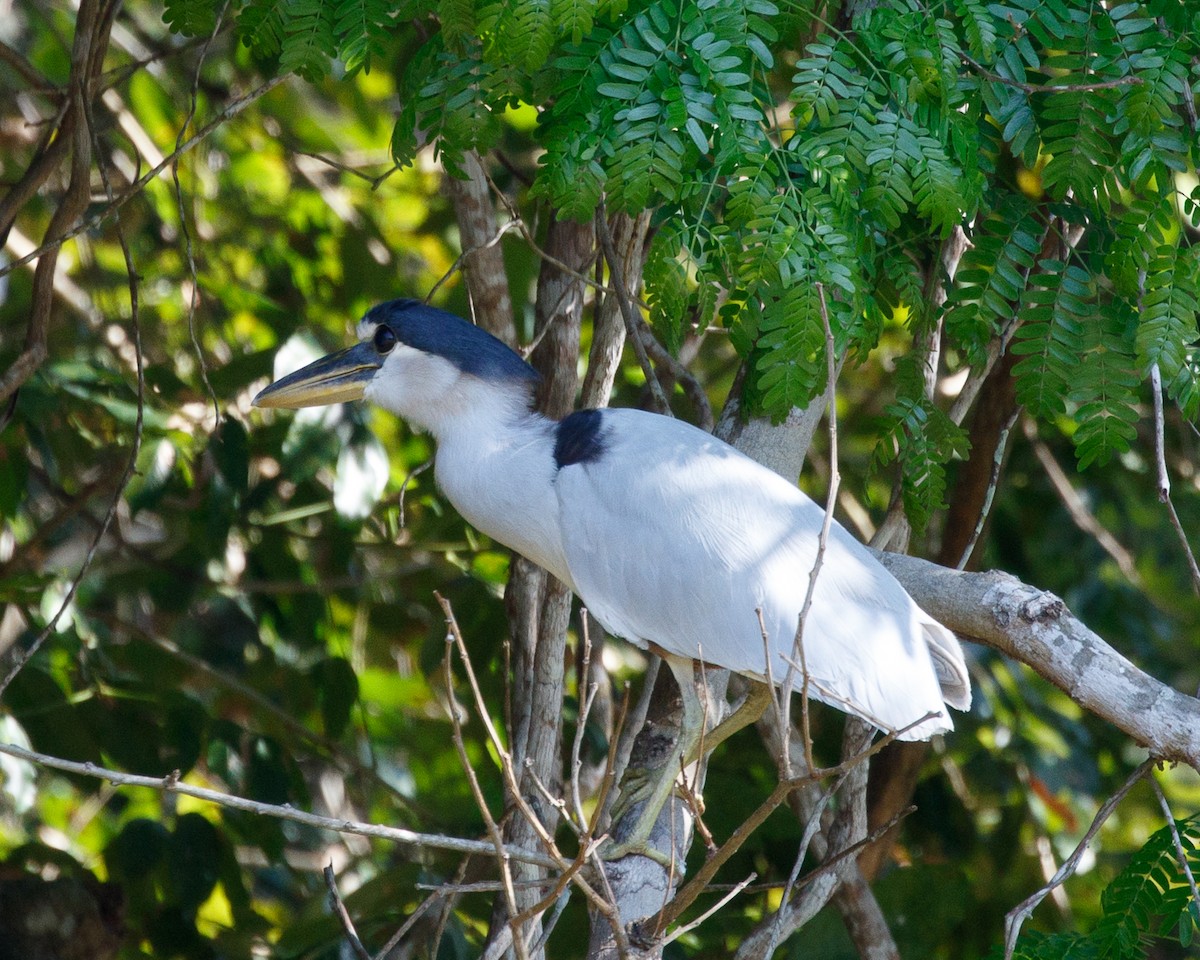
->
<box><xmin>363</xmin><ymin>351</ymin><xmax>572</xmax><ymax>586</ymax></box>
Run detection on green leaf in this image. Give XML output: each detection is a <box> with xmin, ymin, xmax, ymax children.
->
<box><xmin>311</xmin><ymin>656</ymin><xmax>359</xmax><ymax>738</ymax></box>
<box><xmin>1011</xmin><ymin>261</ymin><xmax>1091</xmax><ymax>418</ymax></box>
<box><xmin>169</xmin><ymin>814</ymin><xmax>222</xmax><ymax>912</ymax></box>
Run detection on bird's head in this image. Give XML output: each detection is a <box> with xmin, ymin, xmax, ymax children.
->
<box><xmin>252</xmin><ymin>299</ymin><xmax>539</xmax><ymax>433</ymax></box>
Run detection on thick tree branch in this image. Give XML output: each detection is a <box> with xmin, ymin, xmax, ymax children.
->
<box><xmin>443</xmin><ymin>149</ymin><xmax>516</xmax><ymax>346</ymax></box>
<box><xmin>875</xmin><ymin>553</ymin><xmax>1200</xmax><ymax>770</ymax></box>
<box><xmin>497</xmin><ymin>213</ymin><xmax>595</xmax><ymax>957</ymax></box>
<box><xmin>595</xmin><ymin>203</ymin><xmax>669</xmax><ymax>414</ymax></box>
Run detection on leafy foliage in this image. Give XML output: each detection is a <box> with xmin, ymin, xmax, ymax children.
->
<box><xmin>149</xmin><ymin>0</ymin><xmax>1200</xmax><ymax>494</ymax></box>
<box><xmin>1009</xmin><ymin>815</ymin><xmax>1200</xmax><ymax>960</ymax></box>
<box><xmin>873</xmin><ymin>355</ymin><xmax>970</xmax><ymax>532</ymax></box>
<box><xmin>5</xmin><ymin>1</ymin><xmax>1200</xmax><ymax>958</ymax></box>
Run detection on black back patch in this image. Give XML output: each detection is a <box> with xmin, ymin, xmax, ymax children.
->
<box><xmin>554</xmin><ymin>409</ymin><xmax>606</xmax><ymax>469</ymax></box>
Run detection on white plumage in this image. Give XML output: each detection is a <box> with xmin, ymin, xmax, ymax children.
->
<box><xmin>254</xmin><ymin>299</ymin><xmax>971</xmax><ymax>747</ymax></box>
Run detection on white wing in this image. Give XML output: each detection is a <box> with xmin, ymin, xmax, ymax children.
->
<box><xmin>553</xmin><ymin>409</ymin><xmax>969</xmax><ymax>741</ymax></box>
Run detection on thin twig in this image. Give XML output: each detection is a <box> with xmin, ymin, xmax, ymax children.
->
<box><xmin>1150</xmin><ymin>362</ymin><xmax>1200</xmax><ymax>594</ymax></box>
<box><xmin>656</xmin><ymin>713</ymin><xmax>930</xmax><ymax>931</ymax></box>
<box><xmin>0</xmin><ymin>74</ymin><xmax>289</xmax><ymax>283</ymax></box>
<box><xmin>0</xmin><ymin>741</ymin><xmax>557</xmax><ymax>865</ymax></box>
<box><xmin>780</xmin><ymin>283</ymin><xmax>840</xmax><ymax>776</ymax></box>
<box><xmin>1024</xmin><ymin>419</ymin><xmax>1143</xmax><ymax>586</ymax></box>
<box><xmin>441</xmin><ymin>630</ymin><xmax>527</xmax><ymax>959</ymax></box>
<box><xmin>0</xmin><ymin>38</ymin><xmax>54</xmax><ymax>89</ymax></box>
<box><xmin>570</xmin><ymin>614</ymin><xmax>598</xmax><ymax>831</ymax></box>
<box><xmin>173</xmin><ymin>0</ymin><xmax>230</xmax><ymax>427</ymax></box>
<box><xmin>604</xmin><ymin>660</ymin><xmax>658</xmax><ymax>825</ymax></box>
<box><xmin>1151</xmin><ymin>776</ymin><xmax>1200</xmax><ymax>927</ymax></box>
<box><xmin>663</xmin><ymin>873</ymin><xmax>758</xmax><ymax>946</ymax></box>
<box><xmin>426</xmin><ymin>216</ymin><xmax>522</xmax><ymax>303</ymax></box>
<box><xmin>323</xmin><ymin>864</ymin><xmax>372</xmax><ymax>960</ymax></box>
<box><xmin>961</xmin><ymin>52</ymin><xmax>1141</xmax><ymax>93</ymax></box>
<box><xmin>416</xmin><ymin>878</ymin><xmax>558</xmax><ymax>894</ymax></box>
<box><xmin>530</xmin><ymin>889</ymin><xmax>571</xmax><ymax>955</ymax></box>
<box><xmin>434</xmin><ymin>594</ymin><xmax>617</xmax><ymax>920</ymax></box>
<box><xmin>1003</xmin><ymin>758</ymin><xmax>1156</xmax><ymax>959</ymax></box>
<box><xmin>431</xmin><ymin>858</ymin><xmax>472</xmax><ymax>960</ymax></box>
<box><xmin>956</xmin><ymin>407</ymin><xmax>1021</xmax><ymax>570</ymax></box>
<box><xmin>373</xmin><ymin>885</ymin><xmax>442</xmax><ymax>958</ymax></box>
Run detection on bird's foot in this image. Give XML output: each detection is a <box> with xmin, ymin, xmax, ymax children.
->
<box><xmin>602</xmin><ymin>833</ymin><xmax>678</xmax><ymax>867</ymax></box>
<box><xmin>601</xmin><ymin>765</ymin><xmax>694</xmax><ymax>865</ymax></box>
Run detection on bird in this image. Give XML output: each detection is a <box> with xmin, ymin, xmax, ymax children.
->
<box><xmin>253</xmin><ymin>298</ymin><xmax>971</xmax><ymax>855</ymax></box>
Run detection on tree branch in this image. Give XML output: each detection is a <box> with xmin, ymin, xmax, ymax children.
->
<box><xmin>595</xmin><ymin>201</ymin><xmax>670</xmax><ymax>415</ymax></box>
<box><xmin>443</xmin><ymin>149</ymin><xmax>516</xmax><ymax>346</ymax></box>
<box><xmin>875</xmin><ymin>553</ymin><xmax>1200</xmax><ymax>770</ymax></box>
<box><xmin>0</xmin><ymin>741</ymin><xmax>558</xmax><ymax>866</ymax></box>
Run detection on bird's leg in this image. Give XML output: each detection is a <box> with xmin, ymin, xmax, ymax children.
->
<box><xmin>603</xmin><ymin>659</ymin><xmax>757</xmax><ymax>864</ymax></box>
<box><xmin>692</xmin><ymin>680</ymin><xmax>771</xmax><ymax>760</ymax></box>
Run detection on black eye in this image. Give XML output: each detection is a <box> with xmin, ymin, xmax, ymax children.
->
<box><xmin>373</xmin><ymin>324</ymin><xmax>397</xmax><ymax>354</ymax></box>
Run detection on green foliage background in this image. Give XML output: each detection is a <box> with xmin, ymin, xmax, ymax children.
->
<box><xmin>1</xmin><ymin>0</ymin><xmax>1200</xmax><ymax>957</ymax></box>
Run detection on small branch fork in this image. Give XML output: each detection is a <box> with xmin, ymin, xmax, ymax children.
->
<box><xmin>653</xmin><ymin>712</ymin><xmax>932</xmax><ymax>935</ymax></box>
<box><xmin>435</xmin><ymin>593</ymin><xmax>631</xmax><ymax>957</ymax></box>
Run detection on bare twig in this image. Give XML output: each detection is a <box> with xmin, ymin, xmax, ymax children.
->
<box><xmin>432</xmin><ymin>858</ymin><xmax>471</xmax><ymax>960</ymax></box>
<box><xmin>323</xmin><ymin>864</ymin><xmax>372</xmax><ymax>960</ymax></box>
<box><xmin>173</xmin><ymin>0</ymin><xmax>230</xmax><ymax>427</ymax></box>
<box><xmin>1004</xmin><ymin>758</ymin><xmax>1156</xmax><ymax>959</ymax></box>
<box><xmin>1150</xmin><ymin>363</ymin><xmax>1200</xmax><ymax>594</ymax></box>
<box><xmin>1151</xmin><ymin>776</ymin><xmax>1200</xmax><ymax>928</ymax></box>
<box><xmin>0</xmin><ymin>740</ymin><xmax>557</xmax><ymax>865</ymax></box>
<box><xmin>394</xmin><ymin>458</ymin><xmax>433</xmax><ymax>530</ymax></box>
<box><xmin>426</xmin><ymin>216</ymin><xmax>522</xmax><ymax>307</ymax></box>
<box><xmin>956</xmin><ymin>407</ymin><xmax>1021</xmax><ymax>570</ymax></box>
<box><xmin>603</xmin><ymin>660</ymin><xmax>658</xmax><ymax>826</ymax></box>
<box><xmin>663</xmin><ymin>873</ymin><xmax>757</xmax><ymax>946</ymax></box>
<box><xmin>655</xmin><ymin>713</ymin><xmax>930</xmax><ymax>932</ymax></box>
<box><xmin>434</xmin><ymin>594</ymin><xmax>618</xmax><ymax>921</ymax></box>
<box><xmin>1023</xmin><ymin>419</ymin><xmax>1143</xmax><ymax>585</ymax></box>
<box><xmin>780</xmin><ymin>284</ymin><xmax>840</xmax><ymax>776</ymax></box>
<box><xmin>441</xmin><ymin>632</ymin><xmax>527</xmax><ymax>956</ymax></box>
<box><xmin>570</xmin><ymin>615</ymin><xmax>598</xmax><ymax>830</ymax></box>
<box><xmin>373</xmin><ymin>885</ymin><xmax>442</xmax><ymax>959</ymax></box>
<box><xmin>0</xmin><ymin>73</ymin><xmax>289</xmax><ymax>284</ymax></box>
<box><xmin>635</xmin><ymin>317</ymin><xmax>714</xmax><ymax>431</ymax></box>
<box><xmin>0</xmin><ymin>38</ymin><xmax>54</xmax><ymax>88</ymax></box>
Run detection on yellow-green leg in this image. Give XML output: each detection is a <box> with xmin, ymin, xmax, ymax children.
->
<box><xmin>603</xmin><ymin>660</ymin><xmax>771</xmax><ymax>864</ymax></box>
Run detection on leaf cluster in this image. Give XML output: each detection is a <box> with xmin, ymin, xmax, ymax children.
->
<box><xmin>157</xmin><ymin>0</ymin><xmax>1200</xmax><ymax>524</ymax></box>
<box><xmin>1009</xmin><ymin>814</ymin><xmax>1200</xmax><ymax>959</ymax></box>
